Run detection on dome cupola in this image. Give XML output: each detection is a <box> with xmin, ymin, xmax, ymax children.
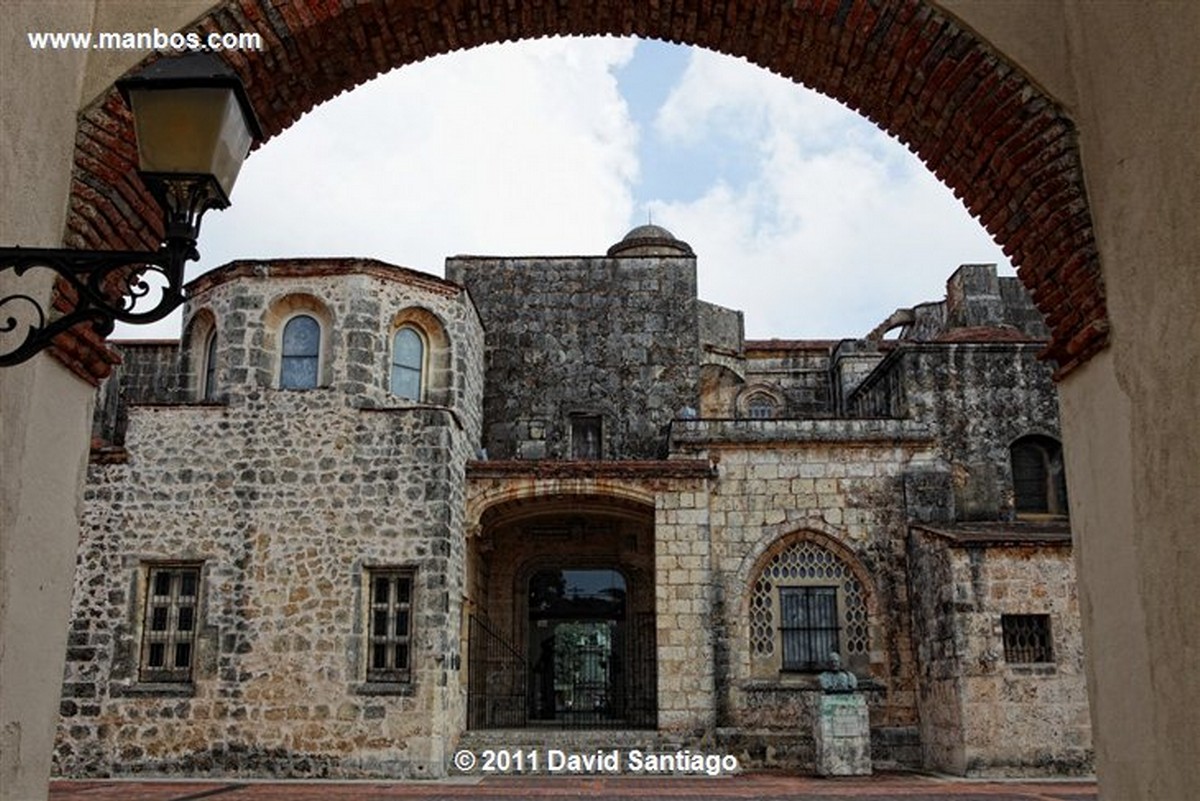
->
<box><xmin>607</xmin><ymin>224</ymin><xmax>694</xmax><ymax>257</ymax></box>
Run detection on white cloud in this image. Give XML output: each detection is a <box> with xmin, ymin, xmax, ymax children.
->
<box><xmin>651</xmin><ymin>48</ymin><xmax>1013</xmax><ymax>339</ymax></box>
<box><xmin>117</xmin><ymin>39</ymin><xmax>1011</xmax><ymax>342</ymax></box>
<box><xmin>197</xmin><ymin>37</ymin><xmax>639</xmax><ymax>275</ymax></box>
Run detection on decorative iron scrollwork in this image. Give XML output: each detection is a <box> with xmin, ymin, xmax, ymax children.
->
<box><xmin>0</xmin><ymin>174</ymin><xmax>223</xmax><ymax>367</ymax></box>
<box><xmin>0</xmin><ymin>243</ymin><xmax>190</xmax><ymax>367</ymax></box>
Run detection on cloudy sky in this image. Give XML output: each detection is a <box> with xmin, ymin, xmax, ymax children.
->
<box><xmin>130</xmin><ymin>37</ymin><xmax>1012</xmax><ymax>340</ymax></box>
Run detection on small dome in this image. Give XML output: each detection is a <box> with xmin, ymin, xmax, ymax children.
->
<box><xmin>607</xmin><ymin>224</ymin><xmax>694</xmax><ymax>257</ymax></box>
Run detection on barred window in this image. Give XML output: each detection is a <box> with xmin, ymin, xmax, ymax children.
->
<box><xmin>368</xmin><ymin>570</ymin><xmax>414</xmax><ymax>682</ymax></box>
<box><xmin>779</xmin><ymin>586</ymin><xmax>840</xmax><ymax>671</ymax></box>
<box><xmin>749</xmin><ymin>540</ymin><xmax>869</xmax><ymax>673</ymax></box>
<box><xmin>1002</xmin><ymin>614</ymin><xmax>1054</xmax><ymax>663</ymax></box>
<box><xmin>140</xmin><ymin>566</ymin><xmax>200</xmax><ymax>682</ymax></box>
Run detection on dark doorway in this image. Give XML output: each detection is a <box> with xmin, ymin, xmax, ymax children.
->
<box><xmin>527</xmin><ymin>568</ymin><xmax>654</xmax><ymax>729</ymax></box>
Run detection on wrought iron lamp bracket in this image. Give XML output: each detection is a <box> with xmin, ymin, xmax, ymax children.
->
<box><xmin>0</xmin><ymin>242</ymin><xmax>185</xmax><ymax>367</ymax></box>
<box><xmin>0</xmin><ymin>174</ymin><xmax>225</xmax><ymax>367</ymax></box>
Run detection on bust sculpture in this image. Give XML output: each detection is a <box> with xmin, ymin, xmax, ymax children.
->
<box><xmin>818</xmin><ymin>652</ymin><xmax>858</xmax><ymax>693</ymax></box>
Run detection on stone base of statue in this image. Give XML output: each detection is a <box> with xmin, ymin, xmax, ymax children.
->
<box><xmin>811</xmin><ymin>691</ymin><xmax>872</xmax><ymax>776</ymax></box>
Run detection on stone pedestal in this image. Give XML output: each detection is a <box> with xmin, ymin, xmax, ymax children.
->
<box><xmin>811</xmin><ymin>692</ymin><xmax>872</xmax><ymax>776</ymax></box>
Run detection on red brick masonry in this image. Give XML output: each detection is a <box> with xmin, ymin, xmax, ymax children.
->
<box><xmin>56</xmin><ymin>0</ymin><xmax>1108</xmax><ymax>386</ymax></box>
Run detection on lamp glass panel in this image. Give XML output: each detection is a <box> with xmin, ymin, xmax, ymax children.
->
<box><xmin>128</xmin><ymin>88</ymin><xmax>253</xmax><ymax>197</ymax></box>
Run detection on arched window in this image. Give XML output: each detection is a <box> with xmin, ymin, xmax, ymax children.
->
<box><xmin>747</xmin><ymin>395</ymin><xmax>776</xmax><ymax>419</ymax></box>
<box><xmin>390</xmin><ymin>326</ymin><xmax>425</xmax><ymax>400</ymax></box>
<box><xmin>1011</xmin><ymin>435</ymin><xmax>1068</xmax><ymax>516</ymax></box>
<box><xmin>280</xmin><ymin>314</ymin><xmax>321</xmax><ymax>389</ymax></box>
<box><xmin>201</xmin><ymin>330</ymin><xmax>218</xmax><ymax>401</ymax></box>
<box><xmin>749</xmin><ymin>538</ymin><xmax>870</xmax><ymax>675</ymax></box>
<box><xmin>737</xmin><ymin>384</ymin><xmax>785</xmax><ymax>420</ymax></box>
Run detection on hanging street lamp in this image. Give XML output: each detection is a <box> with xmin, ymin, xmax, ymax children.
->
<box><xmin>0</xmin><ymin>52</ymin><xmax>262</xmax><ymax>366</ymax></box>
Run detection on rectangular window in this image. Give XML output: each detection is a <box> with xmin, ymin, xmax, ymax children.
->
<box><xmin>570</xmin><ymin>415</ymin><xmax>602</xmax><ymax>460</ymax></box>
<box><xmin>367</xmin><ymin>570</ymin><xmax>414</xmax><ymax>683</ymax></box>
<box><xmin>779</xmin><ymin>586</ymin><xmax>840</xmax><ymax>671</ymax></box>
<box><xmin>140</xmin><ymin>565</ymin><xmax>200</xmax><ymax>682</ymax></box>
<box><xmin>1002</xmin><ymin>614</ymin><xmax>1054</xmax><ymax>663</ymax></box>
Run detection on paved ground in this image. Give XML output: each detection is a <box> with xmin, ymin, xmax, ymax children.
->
<box><xmin>49</xmin><ymin>774</ymin><xmax>1097</xmax><ymax>801</ymax></box>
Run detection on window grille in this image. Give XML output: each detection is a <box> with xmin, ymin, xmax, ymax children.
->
<box><xmin>368</xmin><ymin>570</ymin><xmax>414</xmax><ymax>682</ymax></box>
<box><xmin>390</xmin><ymin>327</ymin><xmax>424</xmax><ymax>400</ymax></box>
<box><xmin>779</xmin><ymin>586</ymin><xmax>840</xmax><ymax>671</ymax></box>
<box><xmin>750</xmin><ymin>540</ymin><xmax>868</xmax><ymax>663</ymax></box>
<box><xmin>140</xmin><ymin>566</ymin><xmax>200</xmax><ymax>682</ymax></box>
<box><xmin>1002</xmin><ymin>614</ymin><xmax>1054</xmax><ymax>663</ymax></box>
<box><xmin>280</xmin><ymin>314</ymin><xmax>320</xmax><ymax>389</ymax></box>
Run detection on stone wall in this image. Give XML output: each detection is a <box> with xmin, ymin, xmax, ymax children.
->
<box><xmin>446</xmin><ymin>256</ymin><xmax>700</xmax><ymax>460</ymax></box>
<box><xmin>93</xmin><ymin>343</ymin><xmax>181</xmax><ymax>445</ymax></box>
<box><xmin>670</xmin><ymin>418</ymin><xmax>938</xmax><ymax>768</ymax></box>
<box><xmin>908</xmin><ymin>527</ymin><xmax>1092</xmax><ymax>775</ymax></box>
<box><xmin>56</xmin><ymin>390</ymin><xmax>475</xmax><ymax>778</ymax></box>
<box><xmin>898</xmin><ymin>265</ymin><xmax>1051</xmax><ymax>341</ymax></box>
<box><xmin>849</xmin><ymin>344</ymin><xmax>1061</xmax><ymax>520</ymax></box>
<box><xmin>182</xmin><ymin>260</ymin><xmax>484</xmax><ymax>437</ymax></box>
<box><xmin>741</xmin><ymin>343</ymin><xmax>835</xmax><ymax>418</ymax></box>
<box><xmin>53</xmin><ymin>261</ymin><xmax>484</xmax><ymax>779</ymax></box>
<box><xmin>906</xmin><ymin>527</ymin><xmax>967</xmax><ymax>773</ymax></box>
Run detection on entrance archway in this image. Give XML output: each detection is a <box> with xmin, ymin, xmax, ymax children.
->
<box><xmin>56</xmin><ymin>0</ymin><xmax>1106</xmax><ymax>386</ymax></box>
<box><xmin>466</xmin><ymin>494</ymin><xmax>657</xmax><ymax>731</ymax></box>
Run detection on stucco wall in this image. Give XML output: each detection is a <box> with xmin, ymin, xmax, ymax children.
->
<box><xmin>937</xmin><ymin>3</ymin><xmax>1200</xmax><ymax>795</ymax></box>
<box><xmin>1</xmin><ymin>3</ymin><xmax>100</xmax><ymax>798</ymax></box>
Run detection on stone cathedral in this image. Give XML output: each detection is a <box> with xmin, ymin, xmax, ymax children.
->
<box><xmin>54</xmin><ymin>226</ymin><xmax>1091</xmax><ymax>779</ymax></box>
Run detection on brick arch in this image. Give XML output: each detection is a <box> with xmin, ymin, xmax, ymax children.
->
<box><xmin>59</xmin><ymin>0</ymin><xmax>1107</xmax><ymax>385</ymax></box>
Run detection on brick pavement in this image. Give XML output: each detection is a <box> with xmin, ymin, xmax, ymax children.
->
<box><xmin>48</xmin><ymin>774</ymin><xmax>1097</xmax><ymax>801</ymax></box>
